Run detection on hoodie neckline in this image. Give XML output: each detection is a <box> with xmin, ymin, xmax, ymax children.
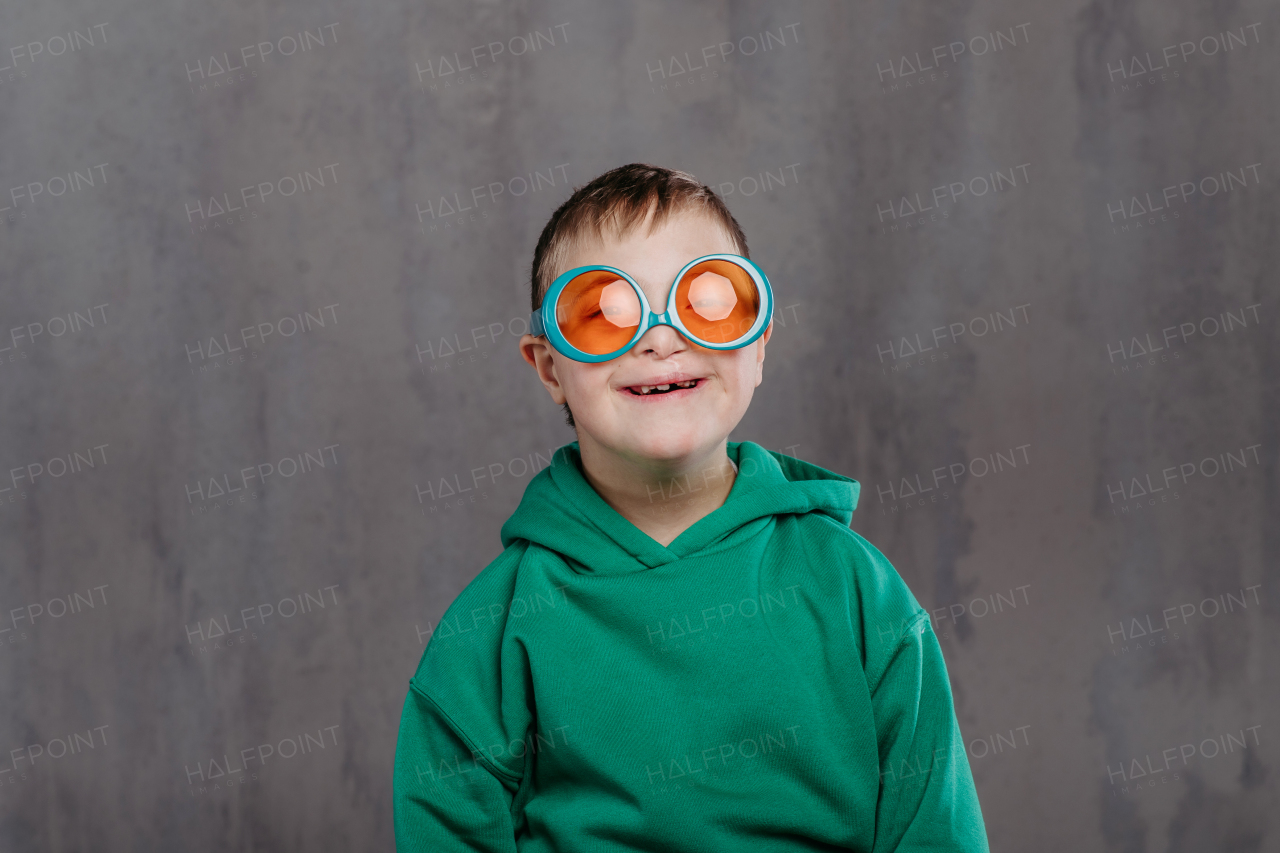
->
<box><xmin>500</xmin><ymin>440</ymin><xmax>861</xmax><ymax>576</ymax></box>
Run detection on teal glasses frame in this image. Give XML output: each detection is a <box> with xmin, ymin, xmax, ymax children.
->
<box><xmin>529</xmin><ymin>253</ymin><xmax>774</xmax><ymax>363</ymax></box>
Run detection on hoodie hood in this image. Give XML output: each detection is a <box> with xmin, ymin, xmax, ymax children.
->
<box><xmin>500</xmin><ymin>440</ymin><xmax>860</xmax><ymax>575</ymax></box>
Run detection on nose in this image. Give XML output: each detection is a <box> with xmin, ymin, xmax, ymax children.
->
<box><xmin>633</xmin><ymin>321</ymin><xmax>690</xmax><ymax>359</ymax></box>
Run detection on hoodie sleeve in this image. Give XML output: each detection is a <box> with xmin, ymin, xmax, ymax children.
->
<box><xmin>392</xmin><ymin>678</ymin><xmax>522</xmax><ymax>851</ymax></box>
<box><xmin>393</xmin><ymin>545</ymin><xmax>534</xmax><ymax>851</ymax></box>
<box><xmin>867</xmin><ymin>612</ymin><xmax>990</xmax><ymax>853</ymax></box>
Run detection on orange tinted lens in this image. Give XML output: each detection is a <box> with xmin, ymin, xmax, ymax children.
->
<box><xmin>556</xmin><ymin>270</ymin><xmax>642</xmax><ymax>355</ymax></box>
<box><xmin>674</xmin><ymin>259</ymin><xmax>760</xmax><ymax>344</ymax></box>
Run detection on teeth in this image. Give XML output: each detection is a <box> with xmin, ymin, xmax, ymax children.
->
<box><xmin>632</xmin><ymin>379</ymin><xmax>697</xmax><ymax>395</ymax></box>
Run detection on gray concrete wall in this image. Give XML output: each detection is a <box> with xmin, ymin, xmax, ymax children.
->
<box><xmin>1</xmin><ymin>0</ymin><xmax>1276</xmax><ymax>850</ymax></box>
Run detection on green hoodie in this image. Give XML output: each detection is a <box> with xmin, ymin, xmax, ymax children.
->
<box><xmin>393</xmin><ymin>440</ymin><xmax>989</xmax><ymax>852</ymax></box>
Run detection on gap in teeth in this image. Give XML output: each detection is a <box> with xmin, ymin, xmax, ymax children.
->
<box><xmin>634</xmin><ymin>379</ymin><xmax>697</xmax><ymax>395</ymax></box>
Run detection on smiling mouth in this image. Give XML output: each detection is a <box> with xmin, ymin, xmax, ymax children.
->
<box><xmin>623</xmin><ymin>378</ymin><xmax>702</xmax><ymax>396</ymax></box>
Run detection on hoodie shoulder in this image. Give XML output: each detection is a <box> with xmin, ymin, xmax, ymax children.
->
<box><xmin>411</xmin><ymin>539</ymin><xmax>530</xmax><ymax>685</ymax></box>
<box><xmin>801</xmin><ymin>513</ymin><xmax>929</xmax><ymax>681</ymax></box>
<box><xmin>407</xmin><ymin>540</ymin><xmax>538</xmax><ymax>779</ymax></box>
<box><xmin>809</xmin><ymin>515</ymin><xmax>923</xmax><ymax>614</ymax></box>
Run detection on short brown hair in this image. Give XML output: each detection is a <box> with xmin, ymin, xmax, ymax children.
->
<box><xmin>530</xmin><ymin>163</ymin><xmax>750</xmax><ymax>312</ymax></box>
<box><xmin>529</xmin><ymin>163</ymin><xmax>752</xmax><ymax>431</ymax></box>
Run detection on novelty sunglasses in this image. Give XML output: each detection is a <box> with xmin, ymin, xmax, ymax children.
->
<box><xmin>530</xmin><ymin>253</ymin><xmax>774</xmax><ymax>363</ymax></box>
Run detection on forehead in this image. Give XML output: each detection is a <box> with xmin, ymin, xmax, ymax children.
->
<box><xmin>558</xmin><ymin>206</ymin><xmax>737</xmax><ymax>283</ymax></box>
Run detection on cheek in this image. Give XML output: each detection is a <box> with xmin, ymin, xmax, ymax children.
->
<box><xmin>559</xmin><ymin>362</ymin><xmax>612</xmax><ymax>402</ymax></box>
<box><xmin>717</xmin><ymin>357</ymin><xmax>759</xmax><ymax>394</ymax></box>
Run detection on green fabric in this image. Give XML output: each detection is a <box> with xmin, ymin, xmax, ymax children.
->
<box><xmin>393</xmin><ymin>440</ymin><xmax>989</xmax><ymax>852</ymax></box>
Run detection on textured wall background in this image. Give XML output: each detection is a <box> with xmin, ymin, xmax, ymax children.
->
<box><xmin>1</xmin><ymin>0</ymin><xmax>1276</xmax><ymax>850</ymax></box>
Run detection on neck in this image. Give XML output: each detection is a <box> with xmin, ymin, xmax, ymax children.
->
<box><xmin>576</xmin><ymin>435</ymin><xmax>738</xmax><ymax>548</ymax></box>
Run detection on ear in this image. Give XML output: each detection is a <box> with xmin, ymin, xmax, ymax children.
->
<box><xmin>519</xmin><ymin>334</ymin><xmax>567</xmax><ymax>405</ymax></box>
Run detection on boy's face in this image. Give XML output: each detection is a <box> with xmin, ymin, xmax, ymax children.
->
<box><xmin>520</xmin><ymin>206</ymin><xmax>773</xmax><ymax>467</ymax></box>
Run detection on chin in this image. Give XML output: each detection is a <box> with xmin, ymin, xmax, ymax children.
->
<box><xmin>621</xmin><ymin>428</ymin><xmax>719</xmax><ymax>461</ymax></box>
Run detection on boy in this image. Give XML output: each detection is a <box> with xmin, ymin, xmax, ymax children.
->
<box><xmin>393</xmin><ymin>163</ymin><xmax>990</xmax><ymax>851</ymax></box>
